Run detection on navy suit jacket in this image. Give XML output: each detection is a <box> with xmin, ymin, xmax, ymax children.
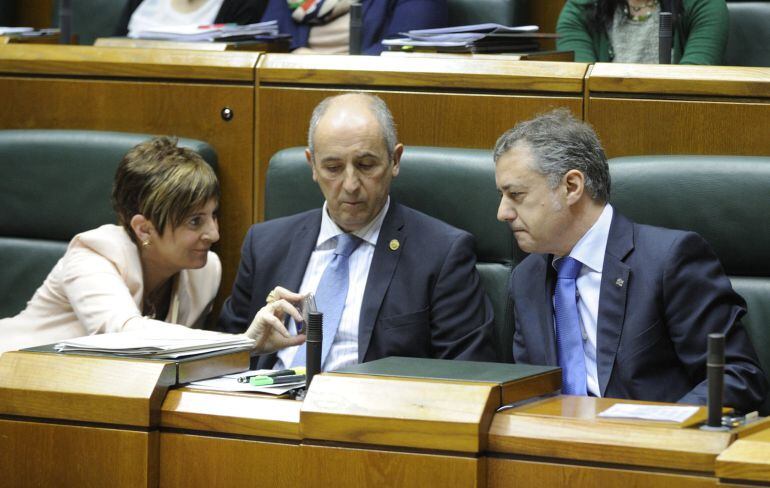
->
<box><xmin>510</xmin><ymin>211</ymin><xmax>767</xmax><ymax>412</ymax></box>
<box><xmin>260</xmin><ymin>0</ymin><xmax>448</xmax><ymax>55</ymax></box>
<box><xmin>220</xmin><ymin>201</ymin><xmax>497</xmax><ymax>368</ymax></box>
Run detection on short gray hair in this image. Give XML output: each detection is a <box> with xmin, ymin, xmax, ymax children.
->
<box><xmin>493</xmin><ymin>108</ymin><xmax>610</xmax><ymax>202</ymax></box>
<box><xmin>307</xmin><ymin>93</ymin><xmax>398</xmax><ymax>160</ymax></box>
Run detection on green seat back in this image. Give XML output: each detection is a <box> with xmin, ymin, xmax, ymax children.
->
<box><xmin>725</xmin><ymin>2</ymin><xmax>770</xmax><ymax>67</ymax></box>
<box><xmin>51</xmin><ymin>0</ymin><xmax>130</xmax><ymax>44</ymax></box>
<box><xmin>609</xmin><ymin>155</ymin><xmax>770</xmax><ymax>414</ymax></box>
<box><xmin>0</xmin><ymin>130</ymin><xmax>217</xmax><ymax>318</ymax></box>
<box><xmin>266</xmin><ymin>146</ymin><xmax>516</xmax><ymax>361</ymax></box>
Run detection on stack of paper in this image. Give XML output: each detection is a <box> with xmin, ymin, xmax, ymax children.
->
<box><xmin>382</xmin><ymin>23</ymin><xmax>555</xmax><ymax>53</ymax></box>
<box><xmin>130</xmin><ymin>20</ymin><xmax>282</xmax><ymax>42</ymax></box>
<box><xmin>188</xmin><ymin>370</ymin><xmax>305</xmax><ymax>395</ymax></box>
<box><xmin>54</xmin><ymin>329</ymin><xmax>254</xmax><ymax>359</ymax></box>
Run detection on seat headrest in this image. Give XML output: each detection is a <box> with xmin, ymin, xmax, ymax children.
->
<box><xmin>0</xmin><ymin>130</ymin><xmax>217</xmax><ymax>241</ymax></box>
<box><xmin>266</xmin><ymin>146</ymin><xmax>514</xmax><ymax>264</ymax></box>
<box><xmin>609</xmin><ymin>155</ymin><xmax>770</xmax><ymax>276</ymax></box>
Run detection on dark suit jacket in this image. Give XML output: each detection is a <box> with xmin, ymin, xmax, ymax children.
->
<box><xmin>260</xmin><ymin>0</ymin><xmax>448</xmax><ymax>55</ymax></box>
<box><xmin>220</xmin><ymin>202</ymin><xmax>497</xmax><ymax>368</ymax></box>
<box><xmin>510</xmin><ymin>211</ymin><xmax>767</xmax><ymax>412</ymax></box>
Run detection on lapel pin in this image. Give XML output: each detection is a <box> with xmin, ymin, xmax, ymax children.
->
<box><xmin>615</xmin><ymin>278</ymin><xmax>624</xmax><ymax>287</ymax></box>
<box><xmin>389</xmin><ymin>239</ymin><xmax>400</xmax><ymax>251</ymax></box>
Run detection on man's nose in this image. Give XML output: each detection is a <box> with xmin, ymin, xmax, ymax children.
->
<box><xmin>497</xmin><ymin>199</ymin><xmax>516</xmax><ymax>222</ymax></box>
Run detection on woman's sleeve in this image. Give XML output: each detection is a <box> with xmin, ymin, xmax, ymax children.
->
<box><xmin>60</xmin><ymin>245</ymin><xmax>193</xmax><ymax>335</ymax></box>
<box><xmin>679</xmin><ymin>0</ymin><xmax>728</xmax><ymax>65</ymax></box>
<box><xmin>556</xmin><ymin>0</ymin><xmax>599</xmax><ymax>62</ymax></box>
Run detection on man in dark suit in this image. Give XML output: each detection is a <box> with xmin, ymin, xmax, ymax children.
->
<box><xmin>220</xmin><ymin>93</ymin><xmax>496</xmax><ymax>370</ymax></box>
<box><xmin>495</xmin><ymin>109</ymin><xmax>766</xmax><ymax>412</ymax></box>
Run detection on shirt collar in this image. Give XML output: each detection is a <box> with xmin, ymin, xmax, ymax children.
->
<box><xmin>567</xmin><ymin>203</ymin><xmax>613</xmax><ymax>273</ymax></box>
<box><xmin>317</xmin><ymin>196</ymin><xmax>390</xmax><ymax>248</ymax></box>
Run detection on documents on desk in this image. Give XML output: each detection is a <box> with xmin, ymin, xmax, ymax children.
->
<box><xmin>53</xmin><ymin>328</ymin><xmax>255</xmax><ymax>359</ymax></box>
<box><xmin>129</xmin><ymin>20</ymin><xmax>282</xmax><ymax>42</ymax></box>
<box><xmin>187</xmin><ymin>369</ymin><xmax>305</xmax><ymax>395</ymax></box>
<box><xmin>598</xmin><ymin>403</ymin><xmax>700</xmax><ymax>423</ymax></box>
<box><xmin>382</xmin><ymin>23</ymin><xmax>556</xmax><ymax>54</ymax></box>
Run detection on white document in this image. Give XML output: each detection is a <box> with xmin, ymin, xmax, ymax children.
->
<box><xmin>54</xmin><ymin>329</ymin><xmax>254</xmax><ymax>358</ymax></box>
<box><xmin>598</xmin><ymin>403</ymin><xmax>699</xmax><ymax>423</ymax></box>
<box><xmin>0</xmin><ymin>27</ymin><xmax>34</xmax><ymax>35</ymax></box>
<box><xmin>405</xmin><ymin>23</ymin><xmax>539</xmax><ymax>36</ymax></box>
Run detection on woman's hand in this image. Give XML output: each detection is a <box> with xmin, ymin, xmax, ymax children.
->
<box><xmin>244</xmin><ymin>286</ymin><xmax>306</xmax><ymax>354</ymax></box>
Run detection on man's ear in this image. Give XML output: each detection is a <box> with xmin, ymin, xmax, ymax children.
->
<box><xmin>130</xmin><ymin>214</ymin><xmax>155</xmax><ymax>244</ymax></box>
<box><xmin>563</xmin><ymin>169</ymin><xmax>585</xmax><ymax>206</ymax></box>
<box><xmin>305</xmin><ymin>148</ymin><xmax>318</xmax><ymax>182</ymax></box>
<box><xmin>391</xmin><ymin>143</ymin><xmax>404</xmax><ymax>177</ymax></box>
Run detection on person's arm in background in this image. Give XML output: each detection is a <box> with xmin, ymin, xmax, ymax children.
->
<box><xmin>364</xmin><ymin>0</ymin><xmax>448</xmax><ymax>55</ymax></box>
<box><xmin>678</xmin><ymin>0</ymin><xmax>728</xmax><ymax>65</ymax></box>
<box><xmin>556</xmin><ymin>0</ymin><xmax>601</xmax><ymax>62</ymax></box>
<box><xmin>115</xmin><ymin>0</ymin><xmax>142</xmax><ymax>36</ymax></box>
<box><xmin>215</xmin><ymin>0</ymin><xmax>269</xmax><ymax>25</ymax></box>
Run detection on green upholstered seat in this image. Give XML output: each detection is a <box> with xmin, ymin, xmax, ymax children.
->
<box><xmin>266</xmin><ymin>146</ymin><xmax>516</xmax><ymax>361</ymax></box>
<box><xmin>446</xmin><ymin>0</ymin><xmax>528</xmax><ymax>27</ymax></box>
<box><xmin>725</xmin><ymin>2</ymin><xmax>770</xmax><ymax>67</ymax></box>
<box><xmin>0</xmin><ymin>130</ymin><xmax>217</xmax><ymax>318</ymax></box>
<box><xmin>51</xmin><ymin>0</ymin><xmax>131</xmax><ymax>44</ymax></box>
<box><xmin>609</xmin><ymin>155</ymin><xmax>770</xmax><ymax>414</ymax></box>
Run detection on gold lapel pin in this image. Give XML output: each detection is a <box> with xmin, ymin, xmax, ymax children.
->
<box><xmin>389</xmin><ymin>239</ymin><xmax>400</xmax><ymax>251</ymax></box>
<box><xmin>615</xmin><ymin>278</ymin><xmax>624</xmax><ymax>287</ymax></box>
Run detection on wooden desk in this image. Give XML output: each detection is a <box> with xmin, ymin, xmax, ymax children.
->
<box><xmin>487</xmin><ymin>396</ymin><xmax>769</xmax><ymax>488</ymax></box>
<box><xmin>716</xmin><ymin>426</ymin><xmax>770</xmax><ymax>485</ymax></box>
<box><xmin>95</xmin><ymin>37</ymin><xmax>290</xmax><ymax>52</ymax></box>
<box><xmin>0</xmin><ymin>44</ymin><xmax>260</xmax><ymax>305</ymax></box>
<box><xmin>586</xmin><ymin>63</ymin><xmax>770</xmax><ymax>158</ymax></box>
<box><xmin>255</xmin><ymin>53</ymin><xmax>588</xmax><ymax>218</ymax></box>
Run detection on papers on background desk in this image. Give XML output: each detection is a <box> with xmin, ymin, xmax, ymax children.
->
<box><xmin>598</xmin><ymin>403</ymin><xmax>700</xmax><ymax>423</ymax></box>
<box><xmin>382</xmin><ymin>23</ymin><xmax>551</xmax><ymax>53</ymax></box>
<box><xmin>187</xmin><ymin>369</ymin><xmax>305</xmax><ymax>395</ymax></box>
<box><xmin>54</xmin><ymin>329</ymin><xmax>255</xmax><ymax>359</ymax></box>
<box><xmin>130</xmin><ymin>20</ymin><xmax>281</xmax><ymax>42</ymax></box>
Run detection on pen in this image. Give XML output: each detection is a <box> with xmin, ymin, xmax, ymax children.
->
<box><xmin>237</xmin><ymin>367</ymin><xmax>306</xmax><ymax>383</ymax></box>
<box><xmin>250</xmin><ymin>374</ymin><xmax>306</xmax><ymax>386</ymax></box>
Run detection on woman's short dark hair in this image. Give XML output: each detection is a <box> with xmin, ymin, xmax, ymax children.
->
<box><xmin>112</xmin><ymin>136</ymin><xmax>219</xmax><ymax>242</ymax></box>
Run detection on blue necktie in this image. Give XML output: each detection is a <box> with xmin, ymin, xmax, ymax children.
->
<box><xmin>553</xmin><ymin>256</ymin><xmax>587</xmax><ymax>395</ymax></box>
<box><xmin>292</xmin><ymin>233</ymin><xmax>362</xmax><ymax>368</ymax></box>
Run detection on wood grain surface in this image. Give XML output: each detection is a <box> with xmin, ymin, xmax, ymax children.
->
<box><xmin>161</xmin><ymin>388</ymin><xmax>302</xmax><ymax>439</ymax></box>
<box><xmin>0</xmin><ymin>44</ymin><xmax>259</xmax><ymax>81</ymax></box>
<box><xmin>301</xmin><ymin>374</ymin><xmax>497</xmax><ymax>453</ymax></box>
<box><xmin>160</xmin><ymin>432</ymin><xmax>300</xmax><ymax>488</ymax></box>
<box><xmin>488</xmin><ymin>396</ymin><xmax>733</xmax><ymax>473</ymax></box>
<box><xmin>0</xmin><ymin>418</ymin><xmax>158</xmax><ymax>488</ymax></box>
<box><xmin>716</xmin><ymin>426</ymin><xmax>770</xmax><ymax>483</ymax></box>
<box><xmin>302</xmin><ymin>443</ymin><xmax>484</xmax><ymax>488</ymax></box>
<box><xmin>588</xmin><ymin>63</ymin><xmax>770</xmax><ymax>98</ymax></box>
<box><xmin>0</xmin><ymin>351</ymin><xmax>174</xmax><ymax>426</ymax></box>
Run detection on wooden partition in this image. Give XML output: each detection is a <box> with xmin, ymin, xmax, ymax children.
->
<box><xmin>0</xmin><ymin>44</ymin><xmax>260</xmax><ymax>301</ymax></box>
<box><xmin>255</xmin><ymin>54</ymin><xmax>588</xmax><ymax>218</ymax></box>
<box><xmin>585</xmin><ymin>63</ymin><xmax>770</xmax><ymax>158</ymax></box>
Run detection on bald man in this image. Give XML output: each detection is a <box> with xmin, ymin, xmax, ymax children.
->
<box><xmin>219</xmin><ymin>93</ymin><xmax>496</xmax><ymax>370</ymax></box>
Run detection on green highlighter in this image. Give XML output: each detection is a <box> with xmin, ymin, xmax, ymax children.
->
<box><xmin>249</xmin><ymin>374</ymin><xmax>306</xmax><ymax>386</ymax></box>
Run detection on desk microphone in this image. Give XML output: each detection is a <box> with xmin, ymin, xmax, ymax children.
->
<box><xmin>704</xmin><ymin>333</ymin><xmax>727</xmax><ymax>430</ymax></box>
<box><xmin>305</xmin><ymin>311</ymin><xmax>323</xmax><ymax>388</ymax></box>
<box><xmin>658</xmin><ymin>11</ymin><xmax>673</xmax><ymax>64</ymax></box>
<box><xmin>349</xmin><ymin>2</ymin><xmax>363</xmax><ymax>55</ymax></box>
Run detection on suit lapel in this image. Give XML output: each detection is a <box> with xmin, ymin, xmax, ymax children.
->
<box><xmin>358</xmin><ymin>202</ymin><xmax>404</xmax><ymax>362</ymax></box>
<box><xmin>533</xmin><ymin>255</ymin><xmax>558</xmax><ymax>365</ymax></box>
<box><xmin>281</xmin><ymin>211</ymin><xmax>322</xmax><ymax>292</ymax></box>
<box><xmin>596</xmin><ymin>212</ymin><xmax>634</xmax><ymax>396</ymax></box>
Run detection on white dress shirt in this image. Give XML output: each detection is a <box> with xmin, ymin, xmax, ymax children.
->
<box><xmin>274</xmin><ymin>198</ymin><xmax>389</xmax><ymax>371</ymax></box>
<box><xmin>128</xmin><ymin>0</ymin><xmax>225</xmax><ymax>37</ymax></box>
<box><xmin>553</xmin><ymin>204</ymin><xmax>613</xmax><ymax>397</ymax></box>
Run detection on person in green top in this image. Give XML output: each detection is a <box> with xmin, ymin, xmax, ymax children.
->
<box><xmin>556</xmin><ymin>0</ymin><xmax>728</xmax><ymax>65</ymax></box>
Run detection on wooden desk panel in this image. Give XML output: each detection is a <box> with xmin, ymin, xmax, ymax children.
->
<box><xmin>716</xmin><ymin>427</ymin><xmax>770</xmax><ymax>484</ymax></box>
<box><xmin>160</xmin><ymin>432</ymin><xmax>300</xmax><ymax>488</ymax></box>
<box><xmin>587</xmin><ymin>97</ymin><xmax>770</xmax><ymax>157</ymax></box>
<box><xmin>487</xmin><ymin>458</ymin><xmax>717</xmax><ymax>488</ymax></box>
<box><xmin>0</xmin><ymin>76</ymin><xmax>254</xmax><ymax>303</ymax></box>
<box><xmin>256</xmin><ymin>86</ymin><xmax>582</xmax><ymax>218</ymax></box>
<box><xmin>302</xmin><ymin>443</ymin><xmax>484</xmax><ymax>488</ymax></box>
<box><xmin>0</xmin><ymin>419</ymin><xmax>158</xmax><ymax>488</ymax></box>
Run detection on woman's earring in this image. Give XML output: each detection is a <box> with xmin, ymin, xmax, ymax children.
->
<box><xmin>142</xmin><ymin>240</ymin><xmax>150</xmax><ymax>248</ymax></box>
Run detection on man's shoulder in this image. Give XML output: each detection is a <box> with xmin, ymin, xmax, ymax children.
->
<box><xmin>247</xmin><ymin>209</ymin><xmax>321</xmax><ymax>234</ymax></box>
<box><xmin>396</xmin><ymin>202</ymin><xmax>470</xmax><ymax>240</ymax></box>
